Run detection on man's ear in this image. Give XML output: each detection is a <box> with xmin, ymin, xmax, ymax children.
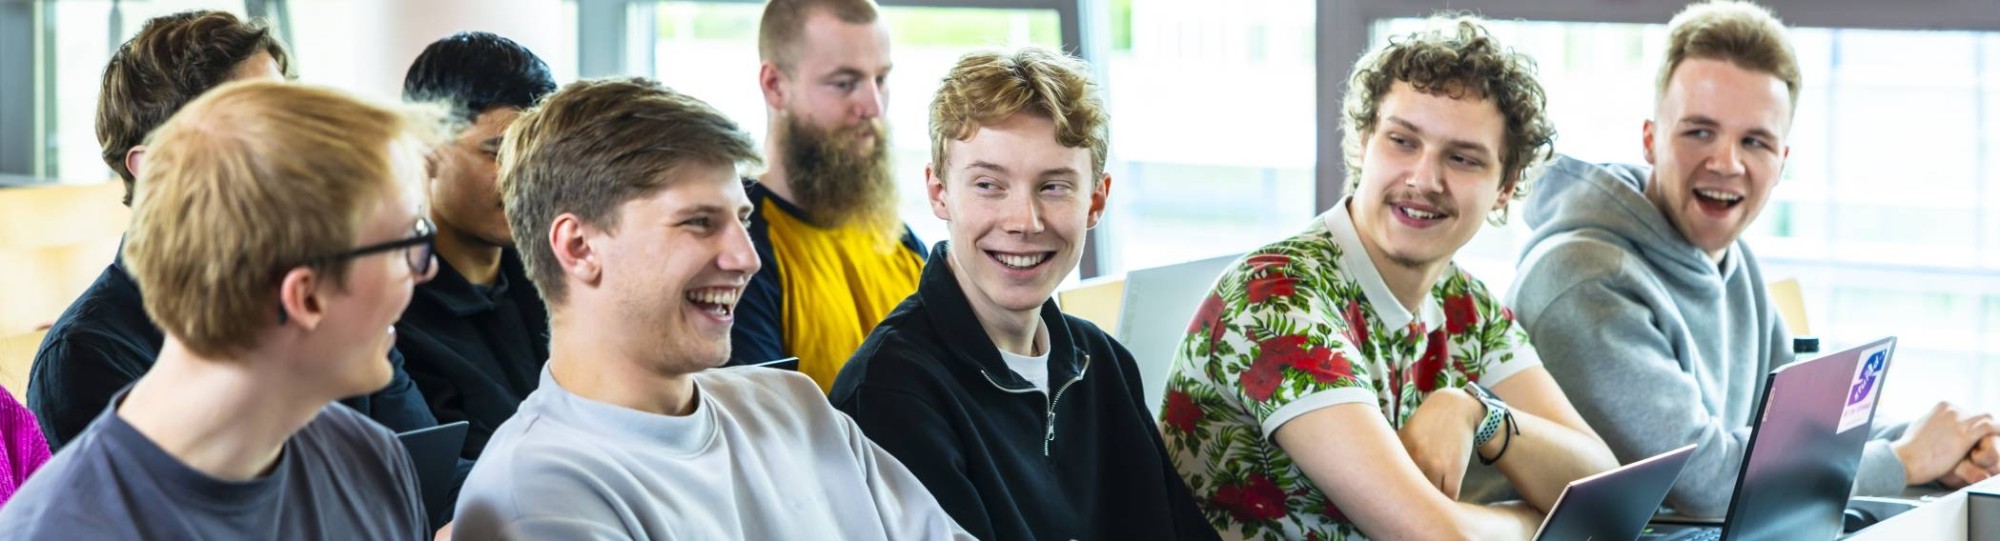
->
<box><xmin>1086</xmin><ymin>173</ymin><xmax>1112</xmax><ymax>230</ymax></box>
<box><xmin>549</xmin><ymin>213</ymin><xmax>603</xmax><ymax>292</ymax></box>
<box><xmin>277</xmin><ymin>267</ymin><xmax>326</xmax><ymax>331</ymax></box>
<box><xmin>124</xmin><ymin>145</ymin><xmax>147</xmax><ymax>181</ymax></box>
<box><xmin>1641</xmin><ymin>119</ymin><xmax>1658</xmax><ymax>165</ymax></box>
<box><xmin>759</xmin><ymin>62</ymin><xmax>788</xmax><ymax>112</ymax></box>
<box><xmin>927</xmin><ymin>164</ymin><xmax>951</xmax><ymax>221</ymax></box>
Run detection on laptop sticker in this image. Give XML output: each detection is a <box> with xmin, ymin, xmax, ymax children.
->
<box><xmin>1839</xmin><ymin>346</ymin><xmax>1890</xmax><ymax>433</ymax></box>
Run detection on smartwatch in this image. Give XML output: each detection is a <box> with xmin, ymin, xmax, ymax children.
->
<box><xmin>1465</xmin><ymin>383</ymin><xmax>1509</xmax><ymax>449</ymax></box>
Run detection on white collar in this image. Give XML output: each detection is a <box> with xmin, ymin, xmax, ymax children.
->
<box><xmin>1321</xmin><ymin>197</ymin><xmax>1445</xmax><ymax>332</ymax></box>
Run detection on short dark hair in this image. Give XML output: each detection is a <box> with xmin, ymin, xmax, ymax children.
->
<box><xmin>97</xmin><ymin>10</ymin><xmax>292</xmax><ymax>206</ymax></box>
<box><xmin>402</xmin><ymin>31</ymin><xmax>557</xmax><ymax>127</ymax></box>
<box><xmin>501</xmin><ymin>78</ymin><xmax>762</xmax><ymax>306</ymax></box>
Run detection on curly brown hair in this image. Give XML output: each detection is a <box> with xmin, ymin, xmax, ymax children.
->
<box><xmin>1341</xmin><ymin>15</ymin><xmax>1554</xmax><ymax>224</ymax></box>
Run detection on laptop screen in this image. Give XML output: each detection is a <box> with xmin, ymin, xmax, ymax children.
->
<box><xmin>1724</xmin><ymin>337</ymin><xmax>1896</xmax><ymax>540</ymax></box>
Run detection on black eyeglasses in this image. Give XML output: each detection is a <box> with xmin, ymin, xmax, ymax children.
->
<box><xmin>300</xmin><ymin>217</ymin><xmax>437</xmax><ymax>277</ymax></box>
<box><xmin>275</xmin><ymin>217</ymin><xmax>436</xmax><ymax>325</ymax></box>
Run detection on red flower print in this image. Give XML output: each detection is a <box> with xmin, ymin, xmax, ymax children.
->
<box><xmin>1342</xmin><ymin>300</ymin><xmax>1369</xmax><ymax>346</ymax></box>
<box><xmin>1245</xmin><ymin>253</ymin><xmax>1291</xmax><ymax>273</ymax></box>
<box><xmin>1501</xmin><ymin>306</ymin><xmax>1516</xmax><ymax>322</ymax></box>
<box><xmin>1247</xmin><ymin>274</ymin><xmax>1299</xmax><ymax>303</ymax></box>
<box><xmin>1444</xmin><ymin>294</ymin><xmax>1479</xmax><ymax>335</ymax></box>
<box><xmin>1413</xmin><ymin>330</ymin><xmax>1448</xmax><ymax>393</ymax></box>
<box><xmin>1285</xmin><ymin>348</ymin><xmax>1353</xmax><ymax>384</ymax></box>
<box><xmin>1164</xmin><ymin>390</ymin><xmax>1204</xmax><ymax>433</ymax></box>
<box><xmin>1406</xmin><ymin>322</ymin><xmax>1426</xmax><ymax>344</ymax></box>
<box><xmin>1211</xmin><ymin>474</ymin><xmax>1289</xmax><ymax>523</ymax></box>
<box><xmin>1241</xmin><ymin>357</ymin><xmax>1285</xmax><ymax>403</ymax></box>
<box><xmin>1188</xmin><ymin>293</ymin><xmax>1227</xmax><ymax>346</ymax></box>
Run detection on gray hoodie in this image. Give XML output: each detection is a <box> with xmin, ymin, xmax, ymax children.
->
<box><xmin>1500</xmin><ymin>155</ymin><xmax>1905</xmax><ymax>517</ymax></box>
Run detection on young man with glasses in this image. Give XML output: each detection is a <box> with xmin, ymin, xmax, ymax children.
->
<box><xmin>30</xmin><ymin>10</ymin><xmax>443</xmax><ymax>451</ymax></box>
<box><xmin>0</xmin><ymin>81</ymin><xmax>436</xmax><ymax>539</ymax></box>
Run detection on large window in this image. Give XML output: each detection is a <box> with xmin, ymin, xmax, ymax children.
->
<box><xmin>1096</xmin><ymin>0</ymin><xmax>1316</xmax><ymax>274</ymax></box>
<box><xmin>34</xmin><ymin>0</ymin><xmax>580</xmax><ymax>184</ymax></box>
<box><xmin>647</xmin><ymin>0</ymin><xmax>1314</xmax><ymax>276</ymax></box>
<box><xmin>1372</xmin><ymin>18</ymin><xmax>2000</xmax><ymax>421</ymax></box>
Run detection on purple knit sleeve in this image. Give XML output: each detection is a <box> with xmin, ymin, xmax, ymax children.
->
<box><xmin>0</xmin><ymin>387</ymin><xmax>52</xmax><ymax>507</ymax></box>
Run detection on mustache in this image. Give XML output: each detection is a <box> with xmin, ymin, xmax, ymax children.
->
<box><xmin>1381</xmin><ymin>188</ymin><xmax>1457</xmax><ymax>217</ymax></box>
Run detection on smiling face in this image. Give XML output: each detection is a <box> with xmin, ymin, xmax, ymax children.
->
<box><xmin>303</xmin><ymin>141</ymin><xmax>434</xmax><ymax>396</ymax></box>
<box><xmin>1644</xmin><ymin>58</ymin><xmax>1792</xmax><ymax>259</ymax></box>
<box><xmin>1349</xmin><ymin>81</ymin><xmax>1512</xmax><ymax>271</ymax></box>
<box><xmin>931</xmin><ymin>112</ymin><xmax>1107</xmax><ymax>316</ymax></box>
<box><xmin>593</xmin><ymin>162</ymin><xmax>761</xmax><ymax>373</ymax></box>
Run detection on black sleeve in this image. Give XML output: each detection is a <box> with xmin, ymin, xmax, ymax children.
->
<box><xmin>1105</xmin><ymin>330</ymin><xmax>1218</xmax><ymax>541</ymax></box>
<box><xmin>836</xmin><ymin>385</ymin><xmax>994</xmax><ymax>541</ymax></box>
<box><xmin>728</xmin><ymin>205</ymin><xmax>787</xmax><ymax>366</ymax></box>
<box><xmin>349</xmin><ymin>347</ymin><xmax>441</xmax><ymax>434</ymax></box>
<box><xmin>27</xmin><ymin>334</ymin><xmax>144</xmax><ymax>451</ymax></box>
<box><xmin>392</xmin><ymin>325</ymin><xmax>476</xmax><ymax>453</ymax></box>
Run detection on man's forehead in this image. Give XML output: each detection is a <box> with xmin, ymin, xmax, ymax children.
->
<box><xmin>948</xmin><ymin>116</ymin><xmax>1090</xmax><ymax>173</ymax></box>
<box><xmin>638</xmin><ymin>168</ymin><xmax>752</xmax><ymax>211</ymax></box>
<box><xmin>1662</xmin><ymin>58</ymin><xmax>1792</xmax><ymax>128</ymax></box>
<box><xmin>791</xmin><ymin>13</ymin><xmax>891</xmax><ymax>72</ymax></box>
<box><xmin>1378</xmin><ymin>81</ymin><xmax>1505</xmax><ymax>150</ymax></box>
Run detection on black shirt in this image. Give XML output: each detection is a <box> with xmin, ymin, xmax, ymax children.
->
<box><xmin>831</xmin><ymin>242</ymin><xmax>1217</xmax><ymax>541</ymax></box>
<box><xmin>394</xmin><ymin>249</ymin><xmax>549</xmax><ymax>459</ymax></box>
<box><xmin>29</xmin><ymin>257</ymin><xmax>443</xmax><ymax>451</ymax></box>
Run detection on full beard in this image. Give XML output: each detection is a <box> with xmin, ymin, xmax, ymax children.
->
<box><xmin>780</xmin><ymin>115</ymin><xmax>902</xmax><ymax>243</ymax></box>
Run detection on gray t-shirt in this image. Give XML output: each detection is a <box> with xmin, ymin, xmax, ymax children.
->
<box><xmin>454</xmin><ymin>365</ymin><xmax>971</xmax><ymax>540</ymax></box>
<box><xmin>0</xmin><ymin>392</ymin><xmax>426</xmax><ymax>540</ymax></box>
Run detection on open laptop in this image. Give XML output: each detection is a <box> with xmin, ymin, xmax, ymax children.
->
<box><xmin>1533</xmin><ymin>443</ymin><xmax>1698</xmax><ymax>540</ymax></box>
<box><xmin>1642</xmin><ymin>337</ymin><xmax>1897</xmax><ymax>541</ymax></box>
<box><xmin>1114</xmin><ymin>252</ymin><xmax>1242</xmax><ymax>417</ymax></box>
<box><xmin>399</xmin><ymin>421</ymin><xmax>470</xmax><ymax>531</ymax></box>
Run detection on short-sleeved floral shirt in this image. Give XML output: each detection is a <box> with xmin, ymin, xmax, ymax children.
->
<box><xmin>1159</xmin><ymin>200</ymin><xmax>1540</xmax><ymax>540</ymax></box>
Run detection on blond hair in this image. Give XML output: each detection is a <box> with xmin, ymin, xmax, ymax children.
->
<box><xmin>929</xmin><ymin>47</ymin><xmax>1108</xmax><ymax>182</ymax></box>
<box><xmin>1342</xmin><ymin>14</ymin><xmax>1554</xmax><ymax>224</ymax></box>
<box><xmin>501</xmin><ymin>78</ymin><xmax>761</xmax><ymax>306</ymax></box>
<box><xmin>1658</xmin><ymin>1</ymin><xmax>1801</xmax><ymax>113</ymax></box>
<box><xmin>758</xmin><ymin>0</ymin><xmax>880</xmax><ymax>72</ymax></box>
<box><xmin>124</xmin><ymin>81</ymin><xmax>444</xmax><ymax>358</ymax></box>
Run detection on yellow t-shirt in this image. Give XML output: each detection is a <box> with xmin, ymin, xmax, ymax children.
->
<box><xmin>734</xmin><ymin>182</ymin><xmax>925</xmax><ymax>393</ymax></box>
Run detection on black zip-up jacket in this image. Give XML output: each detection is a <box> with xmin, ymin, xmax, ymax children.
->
<box><xmin>394</xmin><ymin>248</ymin><xmax>549</xmax><ymax>460</ymax></box>
<box><xmin>831</xmin><ymin>242</ymin><xmax>1216</xmax><ymax>541</ymax></box>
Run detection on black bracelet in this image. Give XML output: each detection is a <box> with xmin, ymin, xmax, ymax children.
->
<box><xmin>1479</xmin><ymin>406</ymin><xmax>1521</xmax><ymax>466</ymax></box>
